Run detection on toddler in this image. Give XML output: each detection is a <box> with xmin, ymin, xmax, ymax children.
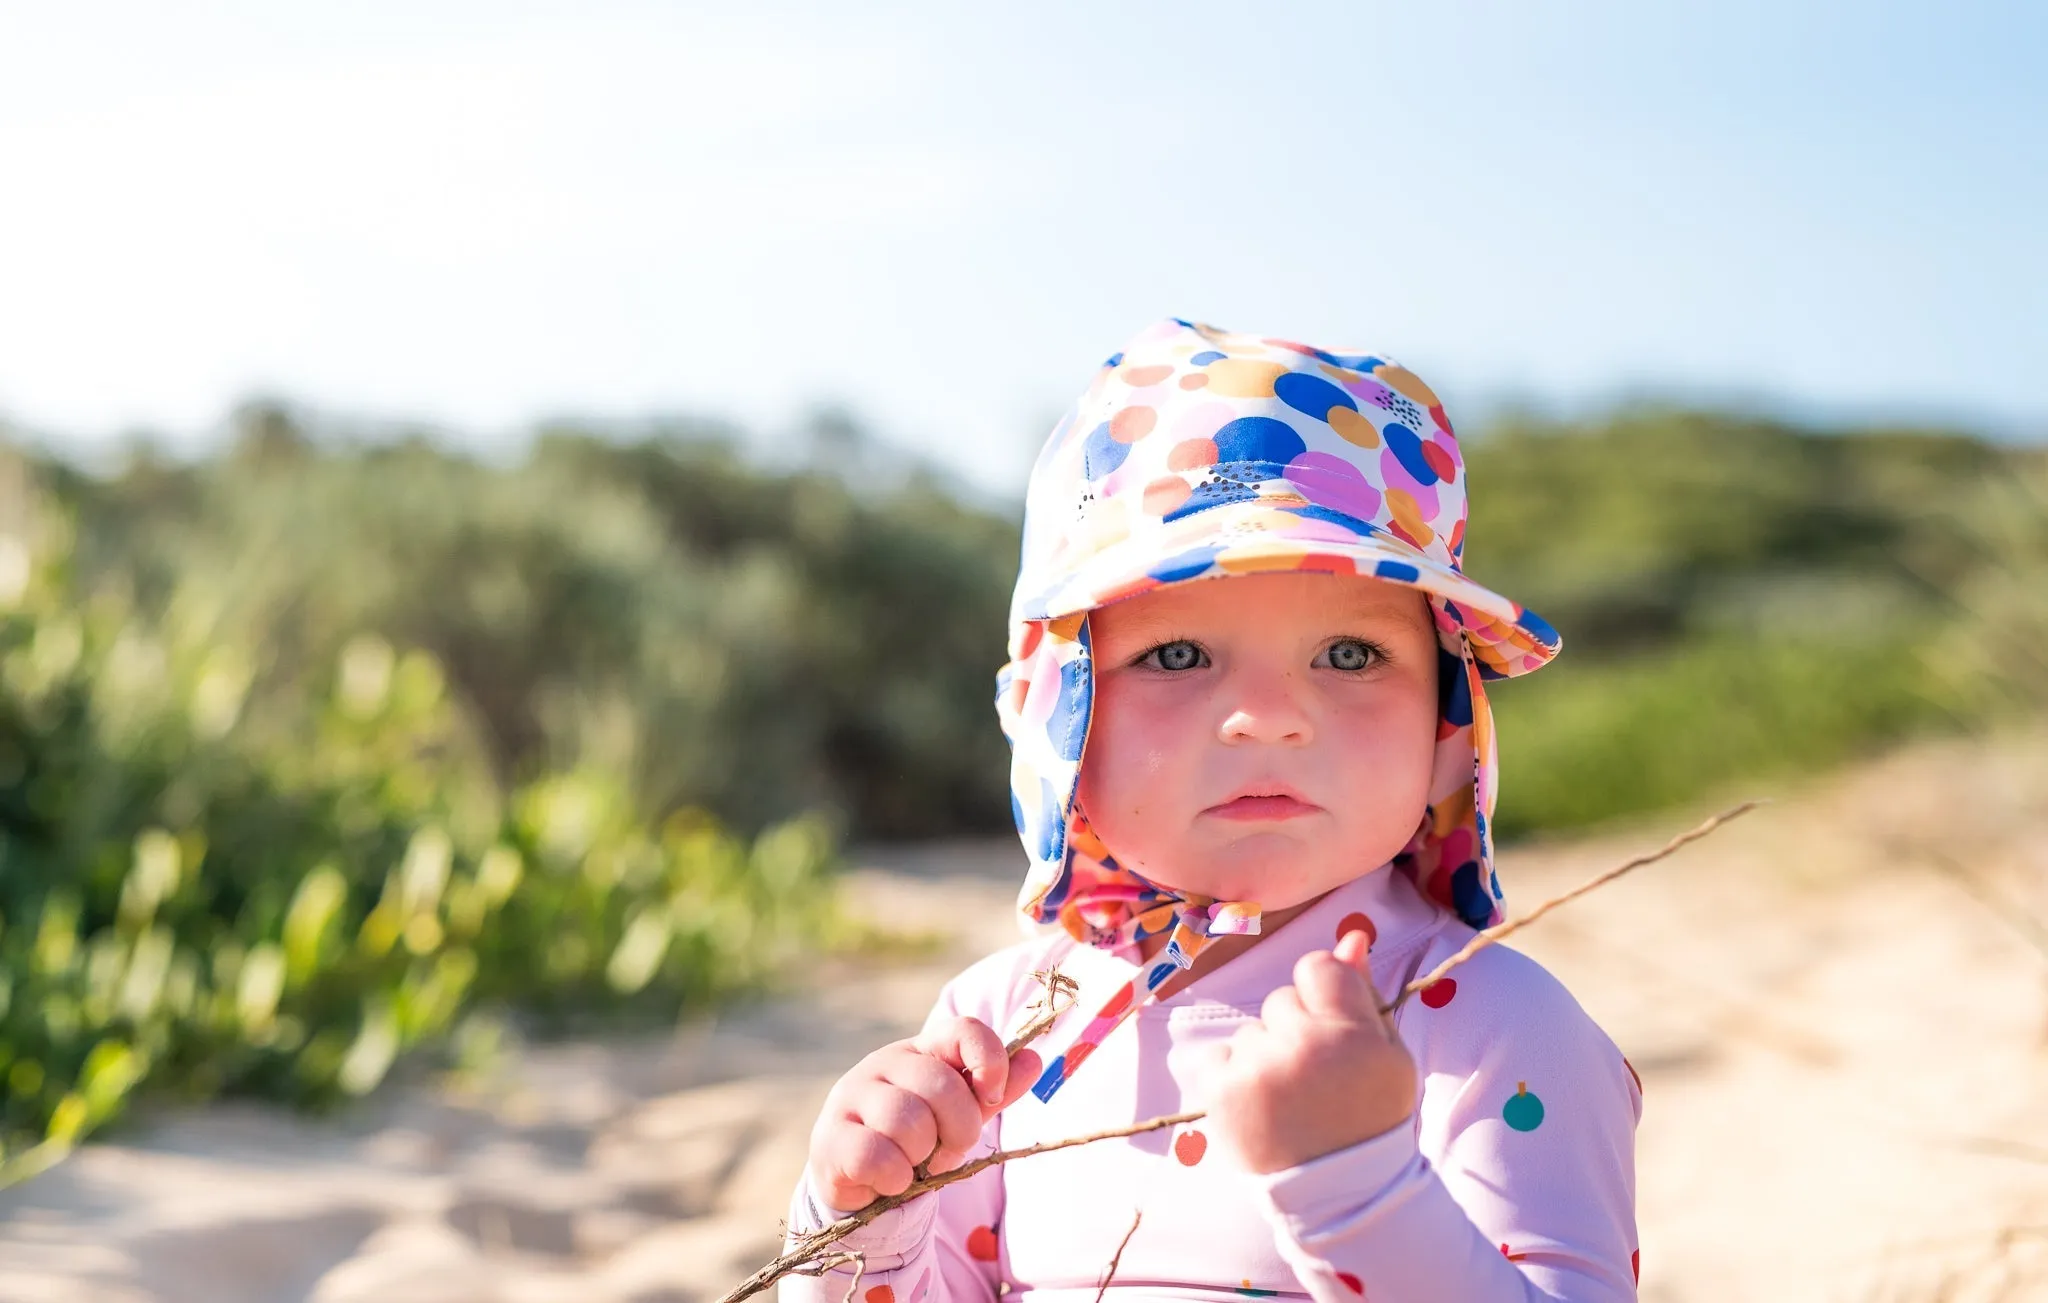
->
<box><xmin>783</xmin><ymin>319</ymin><xmax>1640</xmax><ymax>1300</ymax></box>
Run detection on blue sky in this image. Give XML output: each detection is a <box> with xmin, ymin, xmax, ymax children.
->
<box><xmin>2</xmin><ymin>0</ymin><xmax>2042</xmax><ymax>494</ymax></box>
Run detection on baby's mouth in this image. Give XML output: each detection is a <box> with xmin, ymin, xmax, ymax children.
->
<box><xmin>1204</xmin><ymin>789</ymin><xmax>1321</xmax><ymax>822</ymax></box>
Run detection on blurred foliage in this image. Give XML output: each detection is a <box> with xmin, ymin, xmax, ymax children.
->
<box><xmin>43</xmin><ymin>407</ymin><xmax>1019</xmax><ymax>841</ymax></box>
<box><xmin>1462</xmin><ymin>409</ymin><xmax>2048</xmax><ymax>834</ymax></box>
<box><xmin>0</xmin><ymin>457</ymin><xmax>838</xmax><ymax>1178</ymax></box>
<box><xmin>15</xmin><ymin>401</ymin><xmax>2046</xmax><ymax>847</ymax></box>
<box><xmin>0</xmin><ymin>400</ymin><xmax>2042</xmax><ymax>1174</ymax></box>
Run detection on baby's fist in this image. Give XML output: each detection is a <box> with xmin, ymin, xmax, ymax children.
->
<box><xmin>807</xmin><ymin>1016</ymin><xmax>1041</xmax><ymax>1212</ymax></box>
<box><xmin>1197</xmin><ymin>930</ymin><xmax>1417</xmax><ymax>1174</ymax></box>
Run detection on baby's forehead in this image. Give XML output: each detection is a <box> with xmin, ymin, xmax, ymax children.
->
<box><xmin>1092</xmin><ymin>572</ymin><xmax>1431</xmax><ymax>634</ymax></box>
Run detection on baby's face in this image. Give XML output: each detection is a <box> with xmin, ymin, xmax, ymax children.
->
<box><xmin>1076</xmin><ymin>571</ymin><xmax>1440</xmax><ymax>912</ymax></box>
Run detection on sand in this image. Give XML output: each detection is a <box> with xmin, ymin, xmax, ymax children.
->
<box><xmin>0</xmin><ymin>730</ymin><xmax>2042</xmax><ymax>1302</ymax></box>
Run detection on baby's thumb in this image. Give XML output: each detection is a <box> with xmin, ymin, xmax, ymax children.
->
<box><xmin>1334</xmin><ymin>926</ymin><xmax>1374</xmax><ymax>977</ymax></box>
<box><xmin>992</xmin><ymin>1048</ymin><xmax>1042</xmax><ymax>1115</ymax></box>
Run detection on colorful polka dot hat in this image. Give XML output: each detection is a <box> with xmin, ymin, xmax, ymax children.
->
<box><xmin>993</xmin><ymin>318</ymin><xmax>1561</xmax><ymax>1100</ymax></box>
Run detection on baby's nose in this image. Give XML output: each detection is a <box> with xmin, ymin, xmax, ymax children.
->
<box><xmin>1217</xmin><ymin>694</ymin><xmax>1315</xmax><ymax>746</ymax></box>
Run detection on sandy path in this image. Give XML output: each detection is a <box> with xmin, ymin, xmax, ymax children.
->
<box><xmin>0</xmin><ymin>731</ymin><xmax>2042</xmax><ymax>1302</ymax></box>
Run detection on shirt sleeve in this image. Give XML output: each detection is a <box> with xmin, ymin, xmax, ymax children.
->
<box><xmin>778</xmin><ymin>958</ymin><xmax>1026</xmax><ymax>1303</ymax></box>
<box><xmin>1251</xmin><ymin>941</ymin><xmax>1643</xmax><ymax>1302</ymax></box>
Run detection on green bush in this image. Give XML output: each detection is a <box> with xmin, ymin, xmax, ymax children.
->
<box><xmin>0</xmin><ymin>499</ymin><xmax>837</xmax><ymax>1180</ymax></box>
<box><xmin>1489</xmin><ymin>632</ymin><xmax>1961</xmax><ymax>836</ymax></box>
<box><xmin>48</xmin><ymin>411</ymin><xmax>1020</xmax><ymax>842</ymax></box>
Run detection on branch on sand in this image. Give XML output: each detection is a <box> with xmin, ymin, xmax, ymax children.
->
<box><xmin>1093</xmin><ymin>1209</ymin><xmax>1143</xmax><ymax>1303</ymax></box>
<box><xmin>719</xmin><ymin>800</ymin><xmax>1762</xmax><ymax>1303</ymax></box>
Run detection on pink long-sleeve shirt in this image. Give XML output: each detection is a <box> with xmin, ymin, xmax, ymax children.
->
<box><xmin>783</xmin><ymin>863</ymin><xmax>1642</xmax><ymax>1301</ymax></box>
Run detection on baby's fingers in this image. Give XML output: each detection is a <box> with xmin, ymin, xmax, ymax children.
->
<box><xmin>817</xmin><ymin>1116</ymin><xmax>916</xmax><ymax>1204</ymax></box>
<box><xmin>876</xmin><ymin>1048</ymin><xmax>984</xmax><ymax>1170</ymax></box>
<box><xmin>1293</xmin><ymin>938</ymin><xmax>1386</xmax><ymax>1030</ymax></box>
<box><xmin>918</xmin><ymin>1016</ymin><xmax>1011</xmax><ymax>1109</ymax></box>
<box><xmin>996</xmin><ymin>1048</ymin><xmax>1043</xmax><ymax>1113</ymax></box>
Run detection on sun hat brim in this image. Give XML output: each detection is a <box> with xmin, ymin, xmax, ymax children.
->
<box><xmin>1015</xmin><ymin>495</ymin><xmax>1560</xmax><ymax>680</ymax></box>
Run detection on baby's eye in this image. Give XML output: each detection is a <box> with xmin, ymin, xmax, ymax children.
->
<box><xmin>1140</xmin><ymin>640</ymin><xmax>1208</xmax><ymax>672</ymax></box>
<box><xmin>1321</xmin><ymin>638</ymin><xmax>1381</xmax><ymax>672</ymax></box>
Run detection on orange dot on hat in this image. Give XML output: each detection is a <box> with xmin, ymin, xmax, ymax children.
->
<box><xmin>1178</xmin><ymin>372</ymin><xmax>1210</xmax><ymax>389</ymax></box>
<box><xmin>1386</xmin><ymin>488</ymin><xmax>1435</xmax><ymax>546</ymax></box>
<box><xmin>1205</xmin><ymin>358</ymin><xmax>1288</xmax><ymax>398</ymax></box>
<box><xmin>1374</xmin><ymin>363</ymin><xmax>1441</xmax><ymax>408</ymax></box>
<box><xmin>1120</xmin><ymin>364</ymin><xmax>1173</xmax><ymax>387</ymax></box>
<box><xmin>1327</xmin><ymin>406</ymin><xmax>1381</xmax><ymax>448</ymax></box>
<box><xmin>1111</xmin><ymin>406</ymin><xmax>1158</xmax><ymax>442</ymax></box>
<box><xmin>1143</xmin><ymin>475</ymin><xmax>1192</xmax><ymax>516</ymax></box>
<box><xmin>1167</xmin><ymin>438</ymin><xmax>1219</xmax><ymax>471</ymax></box>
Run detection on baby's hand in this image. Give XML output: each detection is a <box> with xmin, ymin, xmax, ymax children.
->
<box><xmin>1197</xmin><ymin>929</ymin><xmax>1417</xmax><ymax>1174</ymax></box>
<box><xmin>806</xmin><ymin>1016</ymin><xmax>1042</xmax><ymax>1211</ymax></box>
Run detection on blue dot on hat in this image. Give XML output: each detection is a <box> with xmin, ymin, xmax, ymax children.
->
<box><xmin>1084</xmin><ymin>420</ymin><xmax>1134</xmax><ymax>478</ymax></box>
<box><xmin>1274</xmin><ymin>373</ymin><xmax>1359</xmax><ymax>422</ymax></box>
<box><xmin>1438</xmin><ymin>647</ymin><xmax>1474</xmax><ymax>727</ymax></box>
<box><xmin>1145</xmin><ymin>543</ymin><xmax>1225</xmax><ymax>581</ymax></box>
<box><xmin>1190</xmin><ymin>350</ymin><xmax>1226</xmax><ymax>366</ymax></box>
<box><xmin>1384</xmin><ymin>423</ymin><xmax>1441</xmax><ymax>487</ymax></box>
<box><xmin>1036</xmin><ymin>777</ymin><xmax>1067</xmax><ymax>865</ymax></box>
<box><xmin>1373</xmin><ymin>559</ymin><xmax>1420</xmax><ymax>583</ymax></box>
<box><xmin>1283</xmin><ymin>503</ymin><xmax>1378</xmax><ymax>538</ymax></box>
<box><xmin>1212</xmin><ymin>417</ymin><xmax>1307</xmax><ymax>466</ymax></box>
<box><xmin>1048</xmin><ymin>657</ymin><xmax>1091</xmax><ymax>762</ymax></box>
<box><xmin>1450</xmin><ymin>861</ymin><xmax>1491</xmax><ymax>928</ymax></box>
<box><xmin>1515</xmin><ymin>606</ymin><xmax>1562</xmax><ymax>648</ymax></box>
<box><xmin>1162</xmin><ymin>482</ymin><xmax>1260</xmax><ymax>523</ymax></box>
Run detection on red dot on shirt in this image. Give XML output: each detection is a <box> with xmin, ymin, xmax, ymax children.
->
<box><xmin>1336</xmin><ymin>1272</ymin><xmax>1364</xmax><ymax>1295</ymax></box>
<box><xmin>1336</xmin><ymin>912</ymin><xmax>1377</xmax><ymax>949</ymax></box>
<box><xmin>1632</xmin><ymin>1249</ymin><xmax>1641</xmax><ymax>1282</ymax></box>
<box><xmin>1419</xmin><ymin>977</ymin><xmax>1457</xmax><ymax>1008</ymax></box>
<box><xmin>1173</xmin><ymin>1129</ymin><xmax>1208</xmax><ymax>1165</ymax></box>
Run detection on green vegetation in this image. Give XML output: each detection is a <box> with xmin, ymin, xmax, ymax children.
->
<box><xmin>1464</xmin><ymin>409</ymin><xmax>2047</xmax><ymax>833</ymax></box>
<box><xmin>0</xmin><ymin>462</ymin><xmax>839</xmax><ymax>1176</ymax></box>
<box><xmin>0</xmin><ymin>400</ymin><xmax>2041</xmax><ymax>1172</ymax></box>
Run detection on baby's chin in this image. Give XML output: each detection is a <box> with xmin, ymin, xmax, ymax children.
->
<box><xmin>1128</xmin><ymin>837</ymin><xmax>1354</xmax><ymax>911</ymax></box>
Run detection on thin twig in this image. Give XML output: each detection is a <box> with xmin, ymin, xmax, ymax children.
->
<box><xmin>728</xmin><ymin>803</ymin><xmax>1757</xmax><ymax>1301</ymax></box>
<box><xmin>1008</xmin><ymin>966</ymin><xmax>1080</xmax><ymax>1056</ymax></box>
<box><xmin>916</xmin><ymin>967</ymin><xmax>1077</xmax><ymax>1182</ymax></box>
<box><xmin>716</xmin><ymin>1111</ymin><xmax>1201</xmax><ymax>1303</ymax></box>
<box><xmin>1093</xmin><ymin>1209</ymin><xmax>1143</xmax><ymax>1303</ymax></box>
<box><xmin>1384</xmin><ymin>801</ymin><xmax>1765</xmax><ymax>1015</ymax></box>
<box><xmin>783</xmin><ymin>1253</ymin><xmax>866</xmax><ymax>1303</ymax></box>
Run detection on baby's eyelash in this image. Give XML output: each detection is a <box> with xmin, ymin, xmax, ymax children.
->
<box><xmin>1126</xmin><ymin>636</ymin><xmax>1394</xmax><ymax>671</ymax></box>
<box><xmin>1321</xmin><ymin>636</ymin><xmax>1394</xmax><ymax>672</ymax></box>
<box><xmin>1131</xmin><ymin>637</ymin><xmax>1207</xmax><ymax>670</ymax></box>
